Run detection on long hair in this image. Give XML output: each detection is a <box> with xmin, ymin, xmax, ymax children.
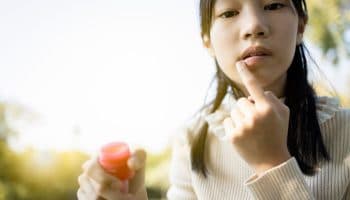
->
<box><xmin>191</xmin><ymin>0</ymin><xmax>331</xmax><ymax>178</ymax></box>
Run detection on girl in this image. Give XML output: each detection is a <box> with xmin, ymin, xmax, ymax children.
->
<box><xmin>77</xmin><ymin>0</ymin><xmax>350</xmax><ymax>199</ymax></box>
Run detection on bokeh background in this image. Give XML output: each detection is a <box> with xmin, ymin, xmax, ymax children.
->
<box><xmin>0</xmin><ymin>0</ymin><xmax>349</xmax><ymax>199</ymax></box>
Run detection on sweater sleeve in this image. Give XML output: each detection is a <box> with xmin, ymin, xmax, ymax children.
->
<box><xmin>343</xmin><ymin>184</ymin><xmax>350</xmax><ymax>200</ymax></box>
<box><xmin>166</xmin><ymin>126</ymin><xmax>197</xmax><ymax>200</ymax></box>
<box><xmin>244</xmin><ymin>157</ymin><xmax>315</xmax><ymax>200</ymax></box>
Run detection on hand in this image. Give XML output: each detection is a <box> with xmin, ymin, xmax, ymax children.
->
<box><xmin>77</xmin><ymin>149</ymin><xmax>148</xmax><ymax>200</ymax></box>
<box><xmin>223</xmin><ymin>61</ymin><xmax>291</xmax><ymax>175</ymax></box>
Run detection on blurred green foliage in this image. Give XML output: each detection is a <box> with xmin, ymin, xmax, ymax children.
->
<box><xmin>0</xmin><ymin>139</ymin><xmax>171</xmax><ymax>200</ymax></box>
<box><xmin>307</xmin><ymin>0</ymin><xmax>350</xmax><ymax>64</ymax></box>
<box><xmin>0</xmin><ymin>140</ymin><xmax>89</xmax><ymax>200</ymax></box>
<box><xmin>0</xmin><ymin>102</ymin><xmax>171</xmax><ymax>199</ymax></box>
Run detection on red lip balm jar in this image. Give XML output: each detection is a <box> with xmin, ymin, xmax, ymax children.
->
<box><xmin>99</xmin><ymin>142</ymin><xmax>135</xmax><ymax>181</ymax></box>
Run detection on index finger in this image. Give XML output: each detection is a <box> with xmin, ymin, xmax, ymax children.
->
<box><xmin>236</xmin><ymin>61</ymin><xmax>266</xmax><ymax>104</ymax></box>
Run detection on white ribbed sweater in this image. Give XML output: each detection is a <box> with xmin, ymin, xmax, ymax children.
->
<box><xmin>167</xmin><ymin>95</ymin><xmax>350</xmax><ymax>200</ymax></box>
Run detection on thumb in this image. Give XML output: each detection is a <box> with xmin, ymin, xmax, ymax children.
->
<box><xmin>127</xmin><ymin>149</ymin><xmax>147</xmax><ymax>194</ymax></box>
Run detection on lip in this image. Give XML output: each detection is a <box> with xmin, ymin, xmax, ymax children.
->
<box><xmin>240</xmin><ymin>46</ymin><xmax>272</xmax><ymax>61</ymax></box>
<box><xmin>243</xmin><ymin>55</ymin><xmax>269</xmax><ymax>67</ymax></box>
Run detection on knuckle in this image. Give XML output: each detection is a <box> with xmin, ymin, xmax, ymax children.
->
<box><xmin>231</xmin><ymin>129</ymin><xmax>245</xmax><ymax>143</ymax></box>
<box><xmin>243</xmin><ymin>111</ymin><xmax>258</xmax><ymax>125</ymax></box>
<box><xmin>231</xmin><ymin>134</ymin><xmax>241</xmax><ymax>144</ymax></box>
<box><xmin>260</xmin><ymin>105</ymin><xmax>273</xmax><ymax>115</ymax></box>
<box><xmin>245</xmin><ymin>116</ymin><xmax>256</xmax><ymax>127</ymax></box>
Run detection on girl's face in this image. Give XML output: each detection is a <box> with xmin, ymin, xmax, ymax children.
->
<box><xmin>204</xmin><ymin>0</ymin><xmax>305</xmax><ymax>97</ymax></box>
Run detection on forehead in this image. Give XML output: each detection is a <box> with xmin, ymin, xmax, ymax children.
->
<box><xmin>214</xmin><ymin>0</ymin><xmax>291</xmax><ymax>6</ymax></box>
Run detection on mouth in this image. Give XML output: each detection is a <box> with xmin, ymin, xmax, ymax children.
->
<box><xmin>240</xmin><ymin>46</ymin><xmax>272</xmax><ymax>61</ymax></box>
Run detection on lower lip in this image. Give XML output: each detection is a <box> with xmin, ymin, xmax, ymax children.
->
<box><xmin>243</xmin><ymin>56</ymin><xmax>269</xmax><ymax>67</ymax></box>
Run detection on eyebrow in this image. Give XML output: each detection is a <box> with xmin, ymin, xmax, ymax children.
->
<box><xmin>213</xmin><ymin>0</ymin><xmax>241</xmax><ymax>14</ymax></box>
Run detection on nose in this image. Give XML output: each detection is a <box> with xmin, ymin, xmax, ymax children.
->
<box><xmin>241</xmin><ymin>8</ymin><xmax>270</xmax><ymax>40</ymax></box>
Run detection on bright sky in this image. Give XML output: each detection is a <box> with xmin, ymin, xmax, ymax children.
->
<box><xmin>0</xmin><ymin>0</ymin><xmax>349</xmax><ymax>154</ymax></box>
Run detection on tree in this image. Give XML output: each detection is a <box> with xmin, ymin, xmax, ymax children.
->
<box><xmin>307</xmin><ymin>0</ymin><xmax>350</xmax><ymax>64</ymax></box>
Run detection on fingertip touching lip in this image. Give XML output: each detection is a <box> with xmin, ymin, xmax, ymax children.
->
<box><xmin>240</xmin><ymin>46</ymin><xmax>272</xmax><ymax>60</ymax></box>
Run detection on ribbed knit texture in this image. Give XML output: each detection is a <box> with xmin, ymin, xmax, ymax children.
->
<box><xmin>167</xmin><ymin>95</ymin><xmax>350</xmax><ymax>200</ymax></box>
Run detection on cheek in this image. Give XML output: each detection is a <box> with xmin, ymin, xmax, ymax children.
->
<box><xmin>211</xmin><ymin>33</ymin><xmax>235</xmax><ymax>62</ymax></box>
<box><xmin>276</xmin><ymin>35</ymin><xmax>297</xmax><ymax>72</ymax></box>
<box><xmin>210</xmin><ymin>26</ymin><xmax>240</xmax><ymax>82</ymax></box>
<box><xmin>215</xmin><ymin>52</ymin><xmax>241</xmax><ymax>85</ymax></box>
<box><xmin>221</xmin><ymin>64</ymin><xmax>242</xmax><ymax>85</ymax></box>
<box><xmin>275</xmin><ymin>19</ymin><xmax>299</xmax><ymax>64</ymax></box>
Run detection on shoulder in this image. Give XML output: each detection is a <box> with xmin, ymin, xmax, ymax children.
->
<box><xmin>316</xmin><ymin>96</ymin><xmax>350</xmax><ymax>162</ymax></box>
<box><xmin>333</xmin><ymin>107</ymin><xmax>350</xmax><ymax>129</ymax></box>
<box><xmin>316</xmin><ymin>95</ymin><xmax>350</xmax><ymax>129</ymax></box>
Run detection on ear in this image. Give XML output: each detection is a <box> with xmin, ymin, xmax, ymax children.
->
<box><xmin>202</xmin><ymin>34</ymin><xmax>215</xmax><ymax>57</ymax></box>
<box><xmin>296</xmin><ymin>16</ymin><xmax>307</xmax><ymax>45</ymax></box>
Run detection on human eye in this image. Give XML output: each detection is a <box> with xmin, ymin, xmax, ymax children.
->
<box><xmin>264</xmin><ymin>3</ymin><xmax>285</xmax><ymax>10</ymax></box>
<box><xmin>218</xmin><ymin>10</ymin><xmax>239</xmax><ymax>18</ymax></box>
